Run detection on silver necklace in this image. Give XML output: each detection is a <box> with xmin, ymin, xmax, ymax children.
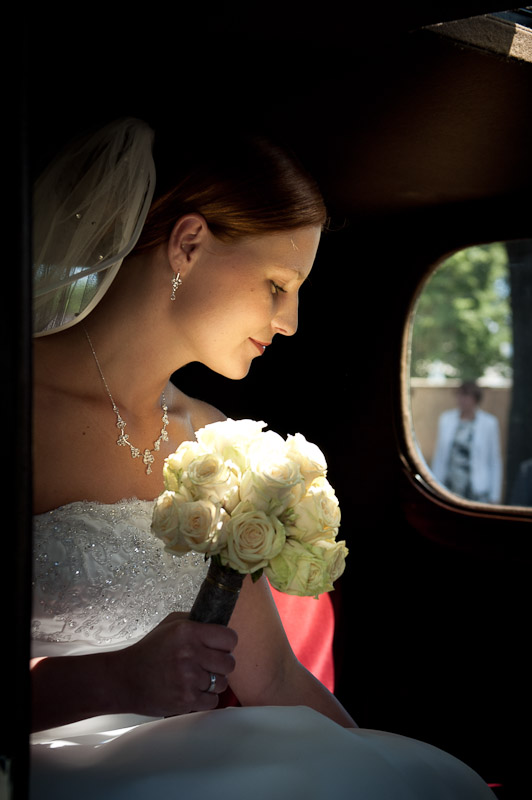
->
<box><xmin>83</xmin><ymin>327</ymin><xmax>169</xmax><ymax>475</ymax></box>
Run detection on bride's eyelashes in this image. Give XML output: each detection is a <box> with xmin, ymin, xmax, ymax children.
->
<box><xmin>270</xmin><ymin>281</ymin><xmax>287</xmax><ymax>295</ymax></box>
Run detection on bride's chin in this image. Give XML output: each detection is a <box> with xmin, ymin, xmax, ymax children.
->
<box><xmin>211</xmin><ymin>359</ymin><xmax>253</xmax><ymax>381</ymax></box>
<box><xmin>222</xmin><ymin>366</ymin><xmax>253</xmax><ymax>381</ymax></box>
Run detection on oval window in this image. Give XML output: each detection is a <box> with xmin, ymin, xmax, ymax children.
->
<box><xmin>408</xmin><ymin>239</ymin><xmax>532</xmax><ymax>508</ymax></box>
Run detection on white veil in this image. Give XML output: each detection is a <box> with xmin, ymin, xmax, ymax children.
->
<box><xmin>33</xmin><ymin>117</ymin><xmax>156</xmax><ymax>336</ymax></box>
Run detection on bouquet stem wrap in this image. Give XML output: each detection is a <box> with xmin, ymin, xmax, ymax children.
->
<box><xmin>189</xmin><ymin>558</ymin><xmax>244</xmax><ymax>626</ymax></box>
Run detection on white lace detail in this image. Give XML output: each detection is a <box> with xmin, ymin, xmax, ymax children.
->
<box><xmin>32</xmin><ymin>498</ymin><xmax>207</xmax><ymax>646</ymax></box>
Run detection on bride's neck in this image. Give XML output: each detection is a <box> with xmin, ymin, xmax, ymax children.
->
<box><xmin>36</xmin><ymin>251</ymin><xmax>190</xmax><ymax>414</ymax></box>
<box><xmin>34</xmin><ymin>317</ymin><xmax>175</xmax><ymax>418</ymax></box>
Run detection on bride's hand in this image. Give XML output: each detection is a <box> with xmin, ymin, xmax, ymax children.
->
<box><xmin>109</xmin><ymin>613</ymin><xmax>238</xmax><ymax>717</ymax></box>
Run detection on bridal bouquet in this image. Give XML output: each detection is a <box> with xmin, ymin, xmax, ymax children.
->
<box><xmin>151</xmin><ymin>419</ymin><xmax>348</xmax><ymax>625</ymax></box>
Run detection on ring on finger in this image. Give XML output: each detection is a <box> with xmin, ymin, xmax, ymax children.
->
<box><xmin>206</xmin><ymin>673</ymin><xmax>217</xmax><ymax>693</ymax></box>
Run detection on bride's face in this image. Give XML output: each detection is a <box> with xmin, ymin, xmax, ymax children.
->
<box><xmin>174</xmin><ymin>225</ymin><xmax>321</xmax><ymax>379</ymax></box>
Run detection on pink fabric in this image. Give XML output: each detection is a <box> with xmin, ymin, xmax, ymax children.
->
<box><xmin>270</xmin><ymin>587</ymin><xmax>335</xmax><ymax>692</ymax></box>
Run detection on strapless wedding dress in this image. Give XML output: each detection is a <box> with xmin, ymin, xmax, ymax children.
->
<box><xmin>31</xmin><ymin>499</ymin><xmax>495</xmax><ymax>799</ymax></box>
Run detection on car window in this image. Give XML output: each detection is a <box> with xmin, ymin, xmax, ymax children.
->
<box><xmin>407</xmin><ymin>239</ymin><xmax>532</xmax><ymax>508</ymax></box>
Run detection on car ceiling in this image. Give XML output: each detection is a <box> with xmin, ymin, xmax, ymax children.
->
<box><xmin>26</xmin><ymin>4</ymin><xmax>531</xmax><ymax>218</ymax></box>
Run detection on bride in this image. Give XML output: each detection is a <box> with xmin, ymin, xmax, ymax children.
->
<box><xmin>30</xmin><ymin>118</ymin><xmax>495</xmax><ymax>798</ymax></box>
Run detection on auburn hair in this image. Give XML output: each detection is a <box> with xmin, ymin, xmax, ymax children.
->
<box><xmin>134</xmin><ymin>131</ymin><xmax>327</xmax><ymax>251</ymax></box>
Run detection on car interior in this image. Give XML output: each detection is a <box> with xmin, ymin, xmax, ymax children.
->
<box><xmin>5</xmin><ymin>4</ymin><xmax>531</xmax><ymax>798</ymax></box>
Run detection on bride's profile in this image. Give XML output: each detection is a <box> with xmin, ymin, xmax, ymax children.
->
<box><xmin>30</xmin><ymin>117</ymin><xmax>495</xmax><ymax>798</ymax></box>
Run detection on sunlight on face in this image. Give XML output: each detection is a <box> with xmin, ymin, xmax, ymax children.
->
<box><xmin>175</xmin><ymin>226</ymin><xmax>321</xmax><ymax>379</ymax></box>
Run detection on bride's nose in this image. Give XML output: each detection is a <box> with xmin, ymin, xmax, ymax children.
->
<box><xmin>272</xmin><ymin>295</ymin><xmax>298</xmax><ymax>337</ymax></box>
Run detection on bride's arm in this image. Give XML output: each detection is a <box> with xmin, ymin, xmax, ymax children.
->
<box><xmin>190</xmin><ymin>408</ymin><xmax>355</xmax><ymax>726</ymax></box>
<box><xmin>227</xmin><ymin>576</ymin><xmax>357</xmax><ymax>728</ymax></box>
<box><xmin>30</xmin><ymin>613</ymin><xmax>238</xmax><ymax>732</ymax></box>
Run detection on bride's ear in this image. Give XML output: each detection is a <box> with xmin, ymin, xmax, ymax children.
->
<box><xmin>167</xmin><ymin>214</ymin><xmax>209</xmax><ymax>276</ymax></box>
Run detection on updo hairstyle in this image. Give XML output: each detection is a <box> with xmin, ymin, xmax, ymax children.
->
<box><xmin>133</xmin><ymin>131</ymin><xmax>327</xmax><ymax>253</ymax></box>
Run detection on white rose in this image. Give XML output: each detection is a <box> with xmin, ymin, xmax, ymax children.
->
<box><xmin>176</xmin><ymin>499</ymin><xmax>222</xmax><ymax>555</ymax></box>
<box><xmin>221</xmin><ymin>507</ymin><xmax>286</xmax><ymax>573</ymax></box>
<box><xmin>196</xmin><ymin>418</ymin><xmax>267</xmax><ymax>471</ymax></box>
<box><xmin>285</xmin><ymin>433</ymin><xmax>327</xmax><ymax>489</ymax></box>
<box><xmin>152</xmin><ymin>492</ymin><xmax>221</xmax><ymax>556</ymax></box>
<box><xmin>184</xmin><ymin>452</ymin><xmax>240</xmax><ymax>505</ymax></box>
<box><xmin>310</xmin><ymin>538</ymin><xmax>348</xmax><ymax>583</ymax></box>
<box><xmin>289</xmin><ymin>478</ymin><xmax>341</xmax><ymax>543</ymax></box>
<box><xmin>239</xmin><ymin>440</ymin><xmax>305</xmax><ymax>515</ymax></box>
<box><xmin>151</xmin><ymin>491</ymin><xmax>186</xmax><ymax>547</ymax></box>
<box><xmin>265</xmin><ymin>539</ymin><xmax>333</xmax><ymax>597</ymax></box>
<box><xmin>163</xmin><ymin>441</ymin><xmax>204</xmax><ymax>491</ymax></box>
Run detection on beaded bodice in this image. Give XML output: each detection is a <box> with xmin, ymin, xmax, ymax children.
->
<box><xmin>32</xmin><ymin>498</ymin><xmax>207</xmax><ymax>650</ymax></box>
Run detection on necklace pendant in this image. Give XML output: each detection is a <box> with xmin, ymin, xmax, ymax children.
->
<box><xmin>143</xmin><ymin>449</ymin><xmax>155</xmax><ymax>475</ymax></box>
<box><xmin>84</xmin><ymin>327</ymin><xmax>169</xmax><ymax>478</ymax></box>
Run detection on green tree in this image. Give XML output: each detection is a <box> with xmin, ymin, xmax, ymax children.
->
<box><xmin>410</xmin><ymin>243</ymin><xmax>512</xmax><ymax>380</ymax></box>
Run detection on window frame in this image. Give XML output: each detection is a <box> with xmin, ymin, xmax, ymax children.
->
<box><xmin>397</xmin><ymin>247</ymin><xmax>532</xmax><ymax>548</ymax></box>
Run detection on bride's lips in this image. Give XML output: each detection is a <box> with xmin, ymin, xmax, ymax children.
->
<box><xmin>249</xmin><ymin>339</ymin><xmax>270</xmax><ymax>355</ymax></box>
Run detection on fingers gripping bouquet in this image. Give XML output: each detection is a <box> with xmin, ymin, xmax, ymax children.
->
<box><xmin>151</xmin><ymin>419</ymin><xmax>348</xmax><ymax>625</ymax></box>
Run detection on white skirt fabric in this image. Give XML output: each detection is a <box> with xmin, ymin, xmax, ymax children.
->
<box><xmin>30</xmin><ymin>705</ymin><xmax>495</xmax><ymax>800</ymax></box>
<box><xmin>31</xmin><ymin>500</ymin><xmax>495</xmax><ymax>799</ymax></box>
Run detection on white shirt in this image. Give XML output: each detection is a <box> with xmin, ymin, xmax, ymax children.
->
<box><xmin>431</xmin><ymin>408</ymin><xmax>502</xmax><ymax>503</ymax></box>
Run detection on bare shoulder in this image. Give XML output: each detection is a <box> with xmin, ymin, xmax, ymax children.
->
<box><xmin>168</xmin><ymin>383</ymin><xmax>226</xmax><ymax>432</ymax></box>
<box><xmin>190</xmin><ymin>396</ymin><xmax>227</xmax><ymax>429</ymax></box>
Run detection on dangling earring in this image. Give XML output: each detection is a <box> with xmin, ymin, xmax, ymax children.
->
<box><xmin>170</xmin><ymin>271</ymin><xmax>182</xmax><ymax>301</ymax></box>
